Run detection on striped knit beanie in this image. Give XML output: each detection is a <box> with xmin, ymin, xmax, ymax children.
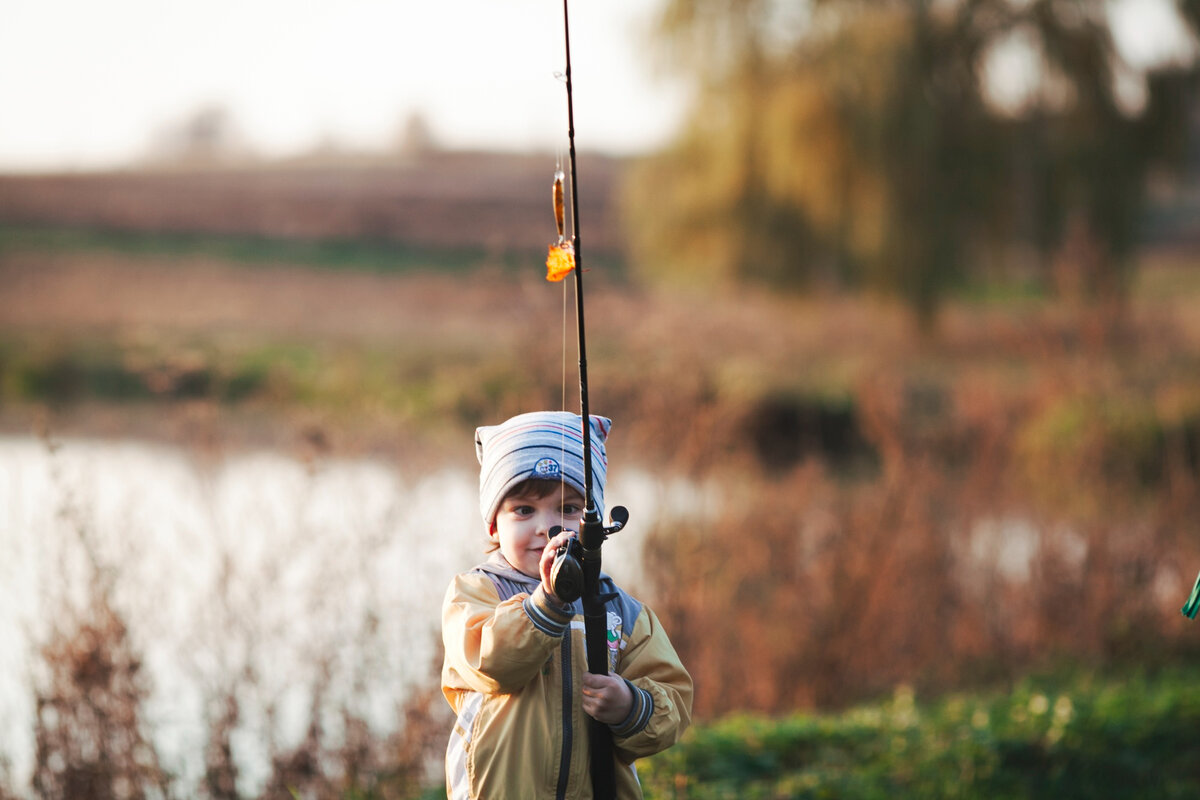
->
<box><xmin>475</xmin><ymin>411</ymin><xmax>611</xmax><ymax>525</ymax></box>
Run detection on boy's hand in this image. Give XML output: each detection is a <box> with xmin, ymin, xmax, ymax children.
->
<box><xmin>539</xmin><ymin>530</ymin><xmax>576</xmax><ymax>605</ymax></box>
<box><xmin>581</xmin><ymin>672</ymin><xmax>633</xmax><ymax>725</ymax></box>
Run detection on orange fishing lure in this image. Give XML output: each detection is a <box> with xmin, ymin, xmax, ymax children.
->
<box><xmin>546</xmin><ymin>166</ymin><xmax>576</xmax><ymax>281</ymax></box>
<box><xmin>546</xmin><ymin>242</ymin><xmax>575</xmax><ymax>281</ymax></box>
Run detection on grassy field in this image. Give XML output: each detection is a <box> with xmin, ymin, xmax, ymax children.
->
<box><xmin>639</xmin><ymin>665</ymin><xmax>1200</xmax><ymax>799</ymax></box>
<box><xmin>0</xmin><ymin>153</ymin><xmax>624</xmax><ymax>255</ymax></box>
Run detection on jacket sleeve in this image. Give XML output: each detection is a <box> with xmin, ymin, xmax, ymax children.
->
<box><xmin>441</xmin><ymin>571</ymin><xmax>573</xmax><ymax>698</ymax></box>
<box><xmin>609</xmin><ymin>605</ymin><xmax>693</xmax><ymax>761</ymax></box>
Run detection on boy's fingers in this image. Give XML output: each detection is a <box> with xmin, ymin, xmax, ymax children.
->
<box><xmin>542</xmin><ymin>531</ymin><xmax>578</xmax><ymax>568</ymax></box>
<box><xmin>581</xmin><ymin>673</ymin><xmax>615</xmax><ymax>693</ymax></box>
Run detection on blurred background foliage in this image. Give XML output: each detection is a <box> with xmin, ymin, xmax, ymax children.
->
<box><xmin>626</xmin><ymin>0</ymin><xmax>1200</xmax><ymax>325</ymax></box>
<box><xmin>4</xmin><ymin>0</ymin><xmax>1200</xmax><ymax>797</ymax></box>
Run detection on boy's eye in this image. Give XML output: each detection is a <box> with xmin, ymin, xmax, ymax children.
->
<box><xmin>562</xmin><ymin>504</ymin><xmax>582</xmax><ymax>516</ymax></box>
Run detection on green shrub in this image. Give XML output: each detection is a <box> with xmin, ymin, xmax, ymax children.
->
<box><xmin>640</xmin><ymin>669</ymin><xmax>1200</xmax><ymax>799</ymax></box>
<box><xmin>1016</xmin><ymin>395</ymin><xmax>1167</xmax><ymax>513</ymax></box>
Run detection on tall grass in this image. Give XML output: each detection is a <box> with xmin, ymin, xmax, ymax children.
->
<box><xmin>639</xmin><ymin>667</ymin><xmax>1200</xmax><ymax>799</ymax></box>
<box><xmin>641</xmin><ymin>359</ymin><xmax>1200</xmax><ymax>716</ymax></box>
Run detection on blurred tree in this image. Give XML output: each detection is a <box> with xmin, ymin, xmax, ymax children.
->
<box><xmin>393</xmin><ymin>111</ymin><xmax>441</xmax><ymax>158</ymax></box>
<box><xmin>142</xmin><ymin>105</ymin><xmax>255</xmax><ymax>167</ymax></box>
<box><xmin>626</xmin><ymin>0</ymin><xmax>1200</xmax><ymax>326</ymax></box>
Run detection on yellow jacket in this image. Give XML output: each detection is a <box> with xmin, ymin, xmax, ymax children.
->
<box><xmin>441</xmin><ymin>556</ymin><xmax>693</xmax><ymax>799</ymax></box>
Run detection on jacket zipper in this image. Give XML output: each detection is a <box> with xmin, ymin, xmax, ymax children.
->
<box><xmin>555</xmin><ymin>632</ymin><xmax>572</xmax><ymax>800</ymax></box>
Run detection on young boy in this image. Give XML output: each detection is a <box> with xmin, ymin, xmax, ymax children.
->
<box><xmin>441</xmin><ymin>410</ymin><xmax>693</xmax><ymax>799</ymax></box>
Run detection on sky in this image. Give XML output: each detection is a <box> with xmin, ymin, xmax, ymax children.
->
<box><xmin>0</xmin><ymin>0</ymin><xmax>688</xmax><ymax>172</ymax></box>
<box><xmin>0</xmin><ymin>0</ymin><xmax>1194</xmax><ymax>173</ymax></box>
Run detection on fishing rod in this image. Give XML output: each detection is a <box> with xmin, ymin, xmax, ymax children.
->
<box><xmin>544</xmin><ymin>1</ymin><xmax>627</xmax><ymax>797</ymax></box>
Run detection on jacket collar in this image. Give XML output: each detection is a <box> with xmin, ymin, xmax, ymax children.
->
<box><xmin>476</xmin><ymin>553</ymin><xmax>540</xmax><ymax>587</ymax></box>
<box><xmin>478</xmin><ymin>551</ymin><xmax>612</xmax><ymax>585</ymax></box>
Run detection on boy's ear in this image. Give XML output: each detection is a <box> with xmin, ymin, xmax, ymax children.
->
<box><xmin>488</xmin><ymin>520</ymin><xmax>497</xmax><ymax>538</ymax></box>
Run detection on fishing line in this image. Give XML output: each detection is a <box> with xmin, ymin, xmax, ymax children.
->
<box><xmin>561</xmin><ymin>261</ymin><xmax>569</xmax><ymax>507</ymax></box>
<box><xmin>554</xmin><ymin>150</ymin><xmax>572</xmax><ymax>509</ymax></box>
<box><xmin>559</xmin><ymin>150</ymin><xmax>570</xmax><ymax>419</ymax></box>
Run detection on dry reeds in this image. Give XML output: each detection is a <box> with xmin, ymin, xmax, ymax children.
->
<box><xmin>642</xmin><ymin>338</ymin><xmax>1200</xmax><ymax>718</ymax></box>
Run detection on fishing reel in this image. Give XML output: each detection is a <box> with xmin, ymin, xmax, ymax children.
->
<box><xmin>549</xmin><ymin>506</ymin><xmax>629</xmax><ymax>604</ymax></box>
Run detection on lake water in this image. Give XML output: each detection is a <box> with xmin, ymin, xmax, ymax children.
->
<box><xmin>0</xmin><ymin>434</ymin><xmax>718</xmax><ymax>796</ymax></box>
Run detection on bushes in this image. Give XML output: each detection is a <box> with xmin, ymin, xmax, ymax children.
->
<box><xmin>642</xmin><ymin>359</ymin><xmax>1200</xmax><ymax>717</ymax></box>
<box><xmin>0</xmin><ymin>338</ymin><xmax>267</xmax><ymax>405</ymax></box>
<box><xmin>1016</xmin><ymin>395</ymin><xmax>1168</xmax><ymax>509</ymax></box>
<box><xmin>639</xmin><ymin>669</ymin><xmax>1200</xmax><ymax>799</ymax></box>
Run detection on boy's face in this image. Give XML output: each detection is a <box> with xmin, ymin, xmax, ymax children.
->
<box><xmin>493</xmin><ymin>484</ymin><xmax>585</xmax><ymax>578</ymax></box>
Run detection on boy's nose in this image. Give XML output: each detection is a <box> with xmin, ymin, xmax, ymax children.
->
<box><xmin>538</xmin><ymin>514</ymin><xmax>567</xmax><ymax>540</ymax></box>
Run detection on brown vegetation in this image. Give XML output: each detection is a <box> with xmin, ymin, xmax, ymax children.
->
<box><xmin>4</xmin><ymin>164</ymin><xmax>1200</xmax><ymax>796</ymax></box>
<box><xmin>0</xmin><ymin>152</ymin><xmax>622</xmax><ymax>256</ymax></box>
